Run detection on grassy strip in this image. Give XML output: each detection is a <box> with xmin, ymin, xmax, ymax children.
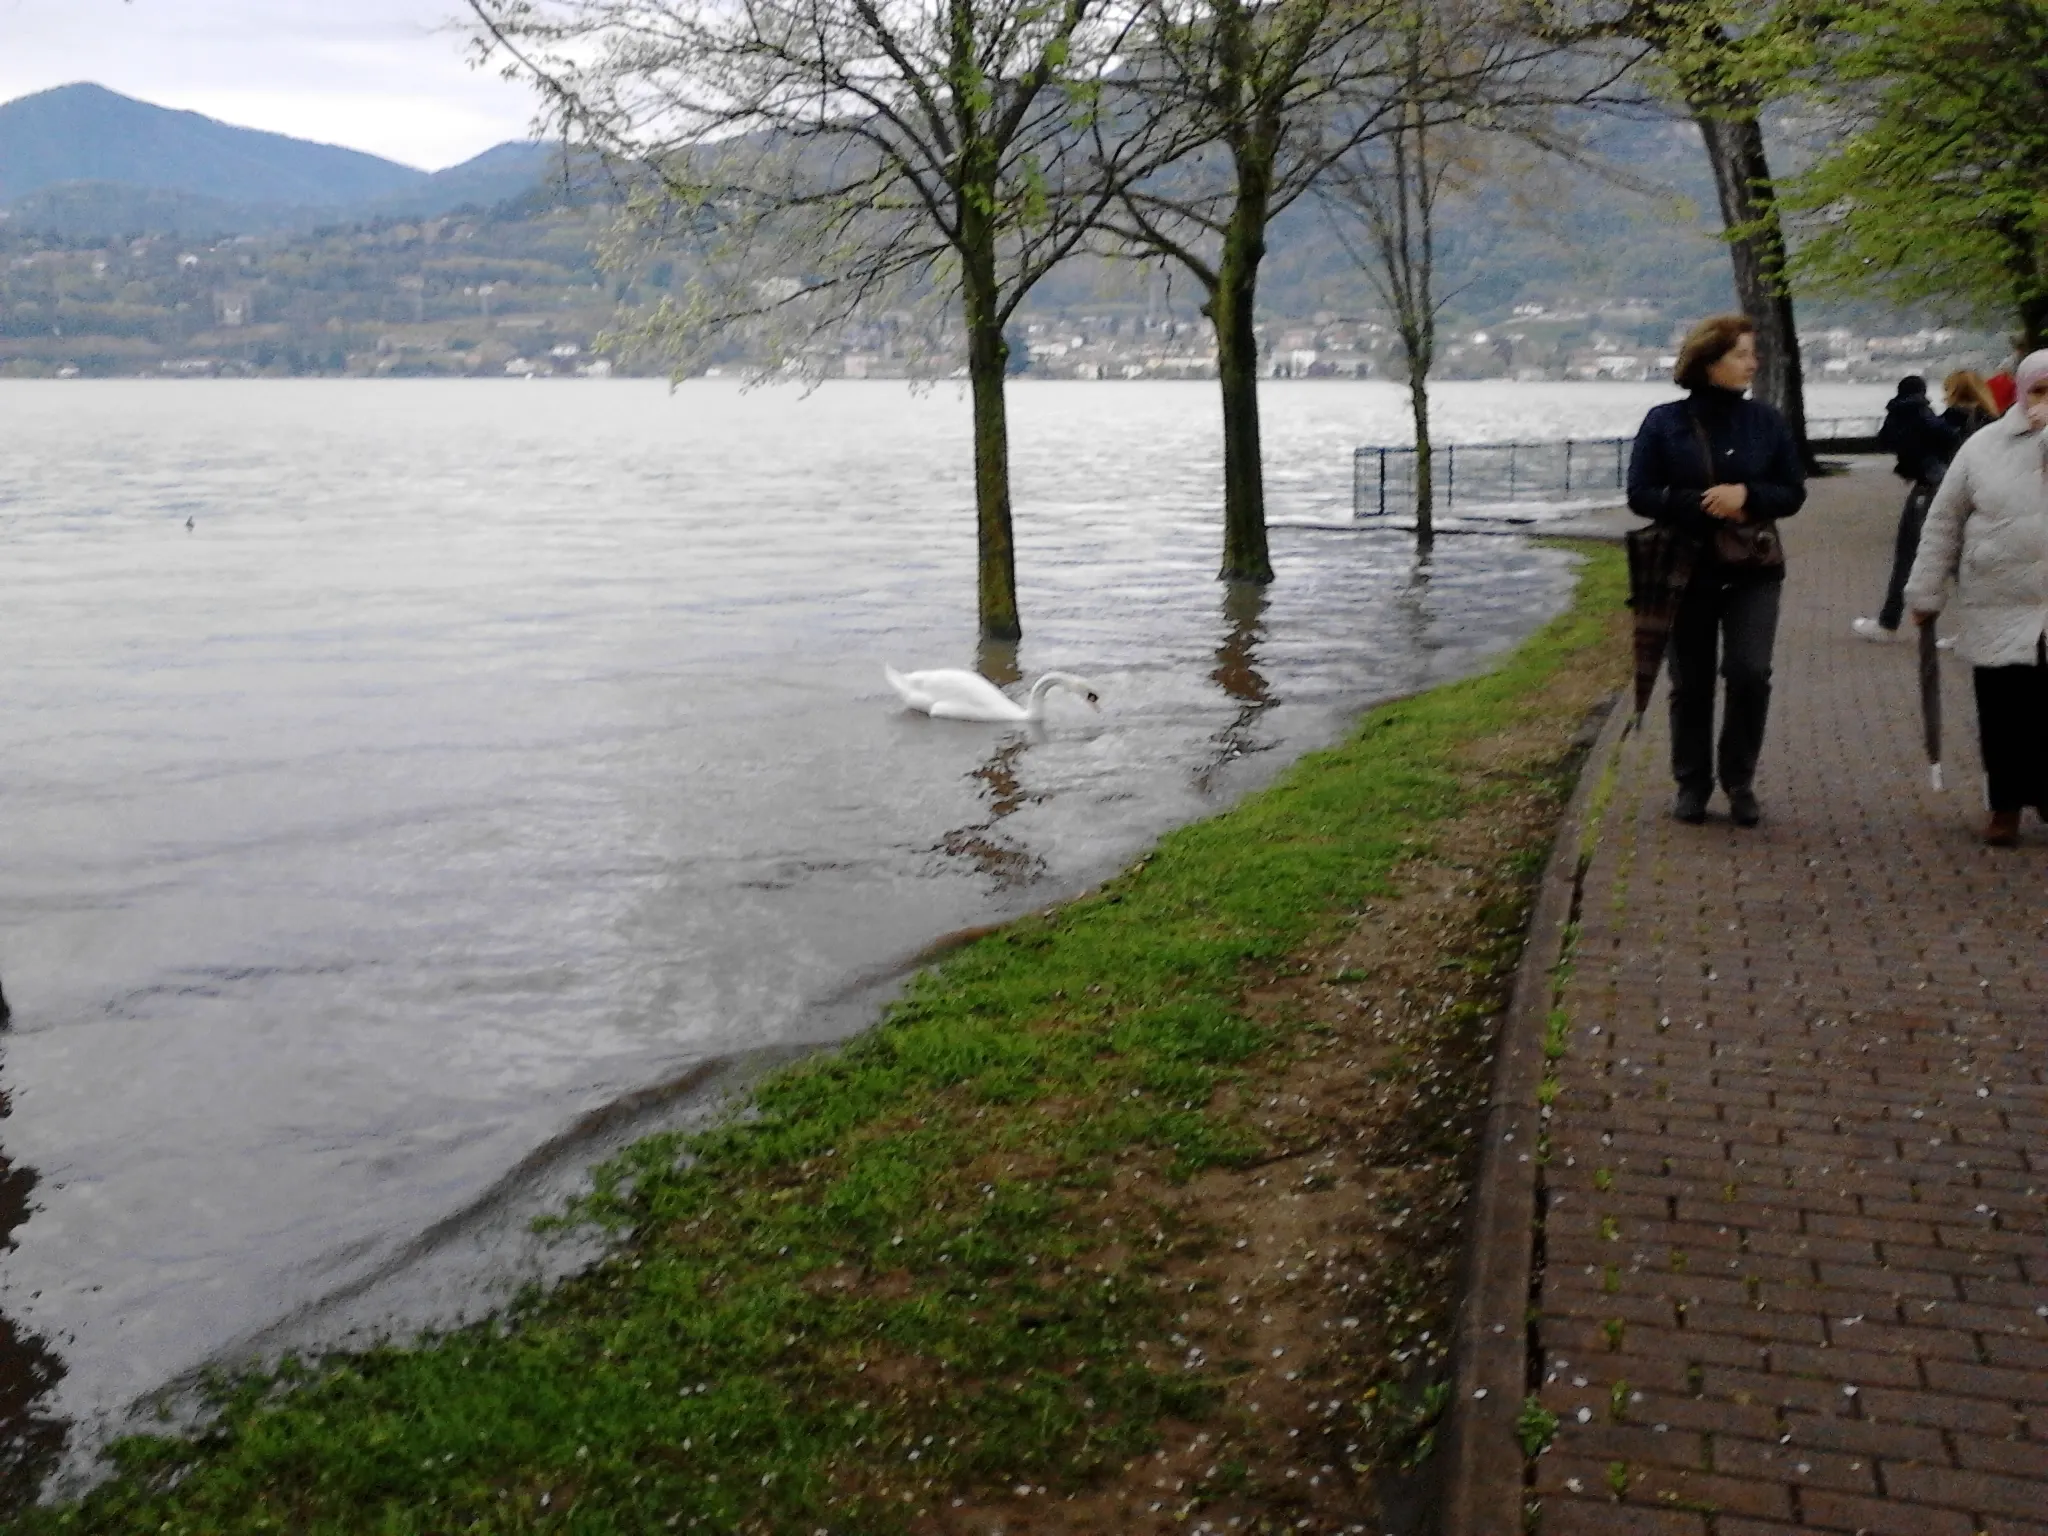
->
<box><xmin>11</xmin><ymin>546</ymin><xmax>1627</xmax><ymax>1536</ymax></box>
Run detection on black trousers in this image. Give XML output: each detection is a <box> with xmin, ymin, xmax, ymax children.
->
<box><xmin>1973</xmin><ymin>638</ymin><xmax>2048</xmax><ymax>813</ymax></box>
<box><xmin>1877</xmin><ymin>478</ymin><xmax>1939</xmax><ymax>630</ymax></box>
<box><xmin>1668</xmin><ymin>574</ymin><xmax>1782</xmax><ymax>795</ymax></box>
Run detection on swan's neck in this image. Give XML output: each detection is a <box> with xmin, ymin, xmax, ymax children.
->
<box><xmin>1020</xmin><ymin>673</ymin><xmax>1067</xmax><ymax>722</ymax></box>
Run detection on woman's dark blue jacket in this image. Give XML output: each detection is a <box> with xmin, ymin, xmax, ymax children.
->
<box><xmin>1627</xmin><ymin>386</ymin><xmax>1806</xmax><ymax>576</ymax></box>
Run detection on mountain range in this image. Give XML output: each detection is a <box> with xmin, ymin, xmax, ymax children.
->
<box><xmin>3</xmin><ymin>78</ymin><xmax>1944</xmax><ymax>382</ymax></box>
<box><xmin>0</xmin><ymin>83</ymin><xmax>558</xmax><ymax>235</ymax></box>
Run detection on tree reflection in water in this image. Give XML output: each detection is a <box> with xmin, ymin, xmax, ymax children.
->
<box><xmin>1396</xmin><ymin>552</ymin><xmax>1439</xmax><ymax>688</ymax></box>
<box><xmin>0</xmin><ymin>1000</ymin><xmax>67</xmax><ymax>1514</ymax></box>
<box><xmin>1196</xmin><ymin>580</ymin><xmax>1277</xmax><ymax>794</ymax></box>
<box><xmin>937</xmin><ymin>735</ymin><xmax>1048</xmax><ymax>888</ymax></box>
<box><xmin>926</xmin><ymin>638</ymin><xmax>1048</xmax><ymax>887</ymax></box>
<box><xmin>974</xmin><ymin>635</ymin><xmax>1023</xmax><ymax>693</ymax></box>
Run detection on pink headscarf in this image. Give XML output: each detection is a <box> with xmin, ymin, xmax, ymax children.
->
<box><xmin>2017</xmin><ymin>348</ymin><xmax>2048</xmax><ymax>401</ymax></box>
<box><xmin>2021</xmin><ymin>349</ymin><xmax>2048</xmax><ymax>447</ymax></box>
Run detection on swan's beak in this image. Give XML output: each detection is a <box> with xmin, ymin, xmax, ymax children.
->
<box><xmin>1085</xmin><ymin>691</ymin><xmax>1101</xmax><ymax>708</ymax></box>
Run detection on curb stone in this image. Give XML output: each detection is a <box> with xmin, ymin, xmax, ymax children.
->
<box><xmin>1436</xmin><ymin>689</ymin><xmax>1630</xmax><ymax>1536</ymax></box>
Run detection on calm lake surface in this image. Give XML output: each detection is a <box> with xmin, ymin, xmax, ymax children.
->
<box><xmin>0</xmin><ymin>377</ymin><xmax>1888</xmax><ymax>1486</ymax></box>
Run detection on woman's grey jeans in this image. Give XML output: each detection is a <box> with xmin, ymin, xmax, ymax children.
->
<box><xmin>1667</xmin><ymin>575</ymin><xmax>1783</xmax><ymax>795</ymax></box>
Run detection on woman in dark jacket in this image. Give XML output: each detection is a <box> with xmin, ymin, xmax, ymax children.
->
<box><xmin>1627</xmin><ymin>314</ymin><xmax>1807</xmax><ymax>825</ymax></box>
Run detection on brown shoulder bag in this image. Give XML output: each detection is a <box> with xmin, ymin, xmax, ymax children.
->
<box><xmin>1691</xmin><ymin>409</ymin><xmax>1784</xmax><ymax>573</ymax></box>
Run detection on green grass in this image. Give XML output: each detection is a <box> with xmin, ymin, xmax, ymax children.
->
<box><xmin>9</xmin><ymin>546</ymin><xmax>1626</xmax><ymax>1536</ymax></box>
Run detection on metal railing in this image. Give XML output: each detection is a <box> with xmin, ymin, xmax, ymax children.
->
<box><xmin>1353</xmin><ymin>436</ymin><xmax>1632</xmax><ymax>519</ymax></box>
<box><xmin>1353</xmin><ymin>416</ymin><xmax>1891</xmax><ymax>518</ymax></box>
<box><xmin>1807</xmin><ymin>415</ymin><xmax>1884</xmax><ymax>443</ymax></box>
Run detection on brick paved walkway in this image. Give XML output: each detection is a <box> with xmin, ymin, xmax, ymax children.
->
<box><xmin>1533</xmin><ymin>461</ymin><xmax>2048</xmax><ymax>1536</ymax></box>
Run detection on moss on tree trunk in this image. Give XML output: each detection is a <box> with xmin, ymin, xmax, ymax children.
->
<box><xmin>962</xmin><ymin>240</ymin><xmax>1021</xmax><ymax>642</ymax></box>
<box><xmin>1211</xmin><ymin>205</ymin><xmax>1274</xmax><ymax>585</ymax></box>
<box><xmin>1408</xmin><ymin>367</ymin><xmax>1435</xmax><ymax>551</ymax></box>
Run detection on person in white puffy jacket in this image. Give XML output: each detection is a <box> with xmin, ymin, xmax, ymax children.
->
<box><xmin>1905</xmin><ymin>347</ymin><xmax>2048</xmax><ymax>847</ymax></box>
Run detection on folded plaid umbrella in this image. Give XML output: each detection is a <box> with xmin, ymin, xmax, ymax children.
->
<box><xmin>1919</xmin><ymin>616</ymin><xmax>1944</xmax><ymax>791</ymax></box>
<box><xmin>1624</xmin><ymin>522</ymin><xmax>1699</xmax><ymax>729</ymax></box>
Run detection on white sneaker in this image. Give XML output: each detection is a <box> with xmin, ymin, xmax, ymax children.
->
<box><xmin>1851</xmin><ymin>617</ymin><xmax>1899</xmax><ymax>642</ymax></box>
<box><xmin>1936</xmin><ymin>636</ymin><xmax>1956</xmax><ymax>650</ymax></box>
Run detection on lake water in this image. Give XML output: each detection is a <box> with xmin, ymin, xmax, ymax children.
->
<box><xmin>0</xmin><ymin>377</ymin><xmax>1888</xmax><ymax>1491</ymax></box>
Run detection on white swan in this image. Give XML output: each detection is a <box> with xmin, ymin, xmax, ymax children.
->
<box><xmin>885</xmin><ymin>666</ymin><xmax>1101</xmax><ymax>723</ymax></box>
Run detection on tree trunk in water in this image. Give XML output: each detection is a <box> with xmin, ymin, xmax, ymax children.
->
<box><xmin>1210</xmin><ymin>199</ymin><xmax>1273</xmax><ymax>584</ymax></box>
<box><xmin>2020</xmin><ymin>294</ymin><xmax>2048</xmax><ymax>355</ymax></box>
<box><xmin>1697</xmin><ymin>112</ymin><xmax>1811</xmax><ymax>463</ymax></box>
<box><xmin>1409</xmin><ymin>369</ymin><xmax>1434</xmax><ymax>553</ymax></box>
<box><xmin>963</xmin><ymin>262</ymin><xmax>1021</xmax><ymax>642</ymax></box>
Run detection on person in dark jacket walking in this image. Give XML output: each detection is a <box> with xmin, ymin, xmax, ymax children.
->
<box><xmin>1853</xmin><ymin>376</ymin><xmax>1964</xmax><ymax>642</ymax></box>
<box><xmin>1627</xmin><ymin>314</ymin><xmax>1807</xmax><ymax>825</ymax></box>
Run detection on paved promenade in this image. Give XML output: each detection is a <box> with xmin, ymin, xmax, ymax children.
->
<box><xmin>1533</xmin><ymin>460</ymin><xmax>2048</xmax><ymax>1535</ymax></box>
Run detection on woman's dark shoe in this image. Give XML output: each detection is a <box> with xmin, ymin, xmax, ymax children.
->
<box><xmin>1673</xmin><ymin>786</ymin><xmax>1710</xmax><ymax>824</ymax></box>
<box><xmin>1727</xmin><ymin>788</ymin><xmax>1762</xmax><ymax>827</ymax></box>
<box><xmin>1984</xmin><ymin>810</ymin><xmax>2022</xmax><ymax>848</ymax></box>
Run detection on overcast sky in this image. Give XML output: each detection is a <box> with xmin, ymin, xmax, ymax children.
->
<box><xmin>0</xmin><ymin>0</ymin><xmax>547</xmax><ymax>170</ymax></box>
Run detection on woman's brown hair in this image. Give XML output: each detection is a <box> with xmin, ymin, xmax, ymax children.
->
<box><xmin>1673</xmin><ymin>313</ymin><xmax>1757</xmax><ymax>391</ymax></box>
<box><xmin>1942</xmin><ymin>369</ymin><xmax>1998</xmax><ymax>418</ymax></box>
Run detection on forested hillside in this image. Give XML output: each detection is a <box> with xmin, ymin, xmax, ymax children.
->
<box><xmin>0</xmin><ymin>89</ymin><xmax>1981</xmax><ymax>381</ymax></box>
